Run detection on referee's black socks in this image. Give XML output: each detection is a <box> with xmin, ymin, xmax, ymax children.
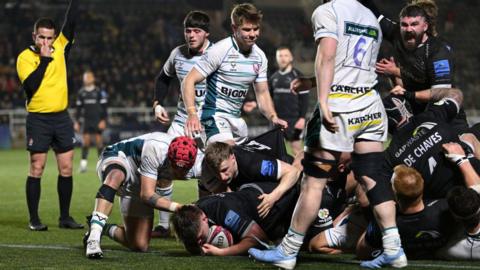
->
<box><xmin>26</xmin><ymin>176</ymin><xmax>41</xmax><ymax>223</ymax></box>
<box><xmin>57</xmin><ymin>175</ymin><xmax>73</xmax><ymax>220</ymax></box>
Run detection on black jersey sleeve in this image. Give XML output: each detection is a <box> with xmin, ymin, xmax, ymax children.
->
<box><xmin>234</xmin><ymin>147</ymin><xmax>279</xmax><ymax>185</ymax></box>
<box><xmin>23</xmin><ymin>56</ymin><xmax>53</xmax><ymax>102</ymax></box>
<box><xmin>428</xmin><ymin>42</ymin><xmax>454</xmax><ymax>87</ymax></box>
<box><xmin>61</xmin><ymin>0</ymin><xmax>78</xmax><ymax>42</ymax></box>
<box><xmin>153</xmin><ymin>69</ymin><xmax>173</xmax><ymax>105</ymax></box>
<box><xmin>75</xmin><ymin>90</ymin><xmax>83</xmax><ymax>121</ymax></box>
<box><xmin>421</xmin><ymin>98</ymin><xmax>459</xmax><ymax>123</ymax></box>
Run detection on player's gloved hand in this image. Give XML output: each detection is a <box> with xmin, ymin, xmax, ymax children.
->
<box><xmin>320</xmin><ymin>104</ymin><xmax>338</xmax><ymax>133</ymax></box>
<box><xmin>201</xmin><ymin>243</ymin><xmax>224</xmax><ymax>256</ymax></box>
<box><xmin>154</xmin><ymin>104</ymin><xmax>170</xmax><ymax>124</ymax></box>
<box><xmin>290</xmin><ymin>77</ymin><xmax>314</xmax><ymax>94</ymax></box>
<box><xmin>257</xmin><ymin>192</ymin><xmax>279</xmax><ymax>218</ymax></box>
<box><xmin>443</xmin><ymin>142</ymin><xmax>469</xmax><ymax>166</ymax></box>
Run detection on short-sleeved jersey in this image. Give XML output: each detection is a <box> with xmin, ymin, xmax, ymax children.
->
<box><xmin>311</xmin><ymin>0</ymin><xmax>382</xmax><ymax>112</ymax></box>
<box><xmin>269</xmin><ymin>68</ymin><xmax>308</xmax><ymax>119</ymax></box>
<box><xmin>385</xmin><ymin>99</ymin><xmax>464</xmax><ymax>198</ymax></box>
<box><xmin>16</xmin><ymin>33</ymin><xmax>71</xmax><ymax>113</ymax></box>
<box><xmin>102</xmin><ymin>132</ymin><xmax>173</xmax><ymax>195</ymax></box>
<box><xmin>163</xmin><ymin>42</ymin><xmax>212</xmax><ymax>126</ymax></box>
<box><xmin>76</xmin><ymin>87</ymin><xmax>107</xmax><ymax>122</ymax></box>
<box><xmin>197</xmin><ymin>181</ymin><xmax>299</xmax><ymax>242</ymax></box>
<box><xmin>194</xmin><ymin>36</ymin><xmax>268</xmax><ymax>118</ymax></box>
<box><xmin>366</xmin><ymin>199</ymin><xmax>455</xmax><ymax>259</ymax></box>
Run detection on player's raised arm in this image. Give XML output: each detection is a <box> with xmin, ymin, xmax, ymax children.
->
<box><xmin>61</xmin><ymin>0</ymin><xmax>78</xmax><ymax>43</ymax></box>
<box><xmin>182</xmin><ymin>67</ymin><xmax>205</xmax><ymax>137</ymax></box>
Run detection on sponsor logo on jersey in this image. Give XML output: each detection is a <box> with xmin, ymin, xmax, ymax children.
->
<box><xmin>331</xmin><ymin>85</ymin><xmax>372</xmax><ymax>94</ymax></box>
<box><xmin>253</xmin><ymin>63</ymin><xmax>260</xmax><ymax>74</ymax></box>
<box><xmin>224</xmin><ymin>210</ymin><xmax>241</xmax><ymax>232</ymax></box>
<box><xmin>348</xmin><ymin>112</ymin><xmax>382</xmax><ymax>125</ymax></box>
<box><xmin>433</xmin><ymin>59</ymin><xmax>450</xmax><ymax>78</ymax></box>
<box><xmin>221</xmin><ymin>86</ymin><xmax>247</xmax><ymax>98</ymax></box>
<box><xmin>260</xmin><ymin>160</ymin><xmax>275</xmax><ymax>177</ymax></box>
<box><xmin>345</xmin><ymin>22</ymin><xmax>379</xmax><ymax>41</ymax></box>
<box><xmin>195</xmin><ymin>89</ymin><xmax>206</xmax><ymax>97</ymax></box>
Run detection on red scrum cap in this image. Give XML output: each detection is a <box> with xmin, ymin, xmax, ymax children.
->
<box><xmin>168</xmin><ymin>136</ymin><xmax>198</xmax><ymax>169</ymax></box>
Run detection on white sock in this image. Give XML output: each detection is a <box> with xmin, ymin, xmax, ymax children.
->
<box><xmin>382</xmin><ymin>227</ymin><xmax>401</xmax><ymax>256</ymax></box>
<box><xmin>88</xmin><ymin>211</ymin><xmax>108</xmax><ymax>242</ymax></box>
<box><xmin>107</xmin><ymin>225</ymin><xmax>118</xmax><ymax>240</ymax></box>
<box><xmin>80</xmin><ymin>159</ymin><xmax>88</xmax><ymax>167</ymax></box>
<box><xmin>279</xmin><ymin>227</ymin><xmax>304</xmax><ymax>257</ymax></box>
<box><xmin>156</xmin><ymin>184</ymin><xmax>173</xmax><ymax>229</ymax></box>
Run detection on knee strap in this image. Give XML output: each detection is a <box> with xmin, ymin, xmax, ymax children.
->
<box><xmin>96</xmin><ymin>184</ymin><xmax>117</xmax><ymax>203</ymax></box>
<box><xmin>301</xmin><ymin>152</ymin><xmax>337</xmax><ymax>178</ymax></box>
<box><xmin>351</xmin><ymin>152</ymin><xmax>394</xmax><ymax>206</ymax></box>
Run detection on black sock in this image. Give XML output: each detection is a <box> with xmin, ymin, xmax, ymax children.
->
<box><xmin>97</xmin><ymin>146</ymin><xmax>103</xmax><ymax>157</ymax></box>
<box><xmin>81</xmin><ymin>146</ymin><xmax>89</xmax><ymax>160</ymax></box>
<box><xmin>57</xmin><ymin>175</ymin><xmax>73</xmax><ymax>220</ymax></box>
<box><xmin>26</xmin><ymin>176</ymin><xmax>41</xmax><ymax>223</ymax></box>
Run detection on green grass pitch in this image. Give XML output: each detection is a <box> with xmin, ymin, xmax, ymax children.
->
<box><xmin>1</xmin><ymin>148</ymin><xmax>479</xmax><ymax>269</ymax></box>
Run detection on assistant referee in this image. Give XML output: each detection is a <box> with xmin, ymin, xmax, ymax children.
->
<box><xmin>16</xmin><ymin>0</ymin><xmax>83</xmax><ymax>231</ymax></box>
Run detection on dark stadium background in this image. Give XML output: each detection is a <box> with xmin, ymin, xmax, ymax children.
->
<box><xmin>1</xmin><ymin>0</ymin><xmax>479</xmax><ymax>147</ymax></box>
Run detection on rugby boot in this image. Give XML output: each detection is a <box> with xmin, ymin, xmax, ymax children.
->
<box><xmin>59</xmin><ymin>216</ymin><xmax>84</xmax><ymax>229</ymax></box>
<box><xmin>360</xmin><ymin>248</ymin><xmax>408</xmax><ymax>269</ymax></box>
<box><xmin>248</xmin><ymin>246</ymin><xmax>297</xmax><ymax>270</ymax></box>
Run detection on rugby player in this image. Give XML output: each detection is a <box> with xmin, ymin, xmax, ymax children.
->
<box><xmin>357</xmin><ymin>165</ymin><xmax>455</xmax><ymax>259</ymax></box>
<box><xmin>182</xmin><ymin>3</ymin><xmax>287</xmax><ymax>145</ymax></box>
<box><xmin>83</xmin><ymin>134</ymin><xmax>199</xmax><ymax>259</ymax></box>
<box><xmin>269</xmin><ymin>46</ymin><xmax>308</xmax><ymax>157</ymax></box>
<box><xmin>249</xmin><ymin>0</ymin><xmax>407</xmax><ymax>269</ymax></box>
<box><xmin>151</xmin><ymin>10</ymin><xmax>211</xmax><ymax>238</ymax></box>
<box><xmin>74</xmin><ymin>70</ymin><xmax>108</xmax><ymax>173</ymax></box>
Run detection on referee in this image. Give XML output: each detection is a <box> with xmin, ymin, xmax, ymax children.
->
<box><xmin>16</xmin><ymin>0</ymin><xmax>83</xmax><ymax>231</ymax></box>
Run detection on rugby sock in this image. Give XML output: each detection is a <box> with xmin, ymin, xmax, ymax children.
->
<box><xmin>57</xmin><ymin>175</ymin><xmax>72</xmax><ymax>220</ymax></box>
<box><xmin>89</xmin><ymin>211</ymin><xmax>108</xmax><ymax>241</ymax></box>
<box><xmin>382</xmin><ymin>227</ymin><xmax>402</xmax><ymax>256</ymax></box>
<box><xmin>157</xmin><ymin>184</ymin><xmax>173</xmax><ymax>229</ymax></box>
<box><xmin>96</xmin><ymin>147</ymin><xmax>103</xmax><ymax>157</ymax></box>
<box><xmin>102</xmin><ymin>224</ymin><xmax>118</xmax><ymax>240</ymax></box>
<box><xmin>81</xmin><ymin>146</ymin><xmax>89</xmax><ymax>160</ymax></box>
<box><xmin>279</xmin><ymin>227</ymin><xmax>304</xmax><ymax>257</ymax></box>
<box><xmin>26</xmin><ymin>176</ymin><xmax>41</xmax><ymax>223</ymax></box>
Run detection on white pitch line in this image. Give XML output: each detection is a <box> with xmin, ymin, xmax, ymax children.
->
<box><xmin>2</xmin><ymin>244</ymin><xmax>480</xmax><ymax>269</ymax></box>
<box><xmin>0</xmin><ymin>243</ymin><xmax>167</xmax><ymax>255</ymax></box>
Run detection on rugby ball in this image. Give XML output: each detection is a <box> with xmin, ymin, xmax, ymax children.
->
<box><xmin>206</xmin><ymin>225</ymin><xmax>234</xmax><ymax>248</ymax></box>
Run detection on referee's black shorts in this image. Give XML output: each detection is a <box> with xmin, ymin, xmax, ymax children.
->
<box><xmin>26</xmin><ymin>110</ymin><xmax>75</xmax><ymax>153</ymax></box>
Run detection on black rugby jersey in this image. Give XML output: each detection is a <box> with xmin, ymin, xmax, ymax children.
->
<box><xmin>268</xmin><ymin>68</ymin><xmax>308</xmax><ymax>119</ymax></box>
<box><xmin>75</xmin><ymin>87</ymin><xmax>108</xmax><ymax>123</ymax></box>
<box><xmin>385</xmin><ymin>99</ymin><xmax>470</xmax><ymax>198</ymax></box>
<box><xmin>366</xmin><ymin>199</ymin><xmax>455</xmax><ymax>259</ymax></box>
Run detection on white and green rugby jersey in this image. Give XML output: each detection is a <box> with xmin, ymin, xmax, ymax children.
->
<box><xmin>312</xmin><ymin>0</ymin><xmax>382</xmax><ymax>112</ymax></box>
<box><xmin>104</xmin><ymin>132</ymin><xmax>172</xmax><ymax>195</ymax></box>
<box><xmin>194</xmin><ymin>36</ymin><xmax>268</xmax><ymax>119</ymax></box>
<box><xmin>163</xmin><ymin>41</ymin><xmax>212</xmax><ymax>126</ymax></box>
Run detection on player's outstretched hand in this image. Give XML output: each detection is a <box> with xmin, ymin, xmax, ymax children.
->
<box><xmin>321</xmin><ymin>106</ymin><xmax>338</xmax><ymax>133</ymax></box>
<box><xmin>154</xmin><ymin>104</ymin><xmax>170</xmax><ymax>124</ymax></box>
<box><xmin>272</xmin><ymin>116</ymin><xmax>288</xmax><ymax>130</ymax></box>
<box><xmin>202</xmin><ymin>243</ymin><xmax>224</xmax><ymax>256</ymax></box>
<box><xmin>185</xmin><ymin>115</ymin><xmax>202</xmax><ymax>138</ymax></box>
<box><xmin>290</xmin><ymin>77</ymin><xmax>314</xmax><ymax>94</ymax></box>
<box><xmin>257</xmin><ymin>193</ymin><xmax>279</xmax><ymax>218</ymax></box>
